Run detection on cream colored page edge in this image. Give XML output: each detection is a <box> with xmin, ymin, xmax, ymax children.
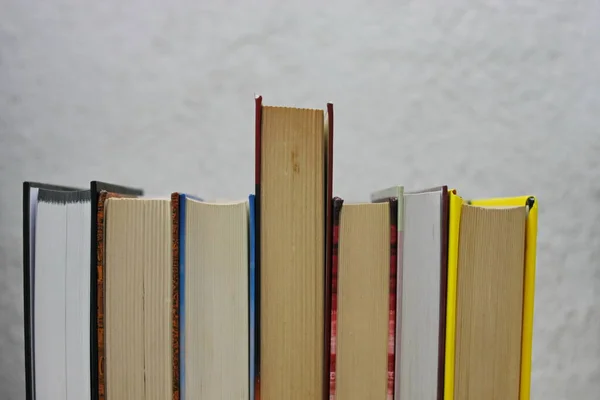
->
<box><xmin>468</xmin><ymin>195</ymin><xmax>538</xmax><ymax>400</ymax></box>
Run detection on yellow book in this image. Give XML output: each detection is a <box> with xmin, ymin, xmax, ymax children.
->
<box><xmin>468</xmin><ymin>195</ymin><xmax>538</xmax><ymax>400</ymax></box>
<box><xmin>443</xmin><ymin>190</ymin><xmax>463</xmax><ymax>400</ymax></box>
<box><xmin>444</xmin><ymin>193</ymin><xmax>538</xmax><ymax>400</ymax></box>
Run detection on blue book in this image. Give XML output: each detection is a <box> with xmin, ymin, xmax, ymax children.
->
<box><xmin>174</xmin><ymin>192</ymin><xmax>203</xmax><ymax>400</ymax></box>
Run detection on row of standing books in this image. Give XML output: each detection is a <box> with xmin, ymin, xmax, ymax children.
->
<box><xmin>23</xmin><ymin>96</ymin><xmax>538</xmax><ymax>400</ymax></box>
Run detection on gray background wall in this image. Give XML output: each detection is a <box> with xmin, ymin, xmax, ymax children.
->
<box><xmin>1</xmin><ymin>0</ymin><xmax>599</xmax><ymax>399</ymax></box>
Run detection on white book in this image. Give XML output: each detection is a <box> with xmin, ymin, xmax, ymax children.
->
<box><xmin>179</xmin><ymin>195</ymin><xmax>249</xmax><ymax>400</ymax></box>
<box><xmin>398</xmin><ymin>186</ymin><xmax>448</xmax><ymax>400</ymax></box>
<box><xmin>31</xmin><ymin>188</ymin><xmax>92</xmax><ymax>400</ymax></box>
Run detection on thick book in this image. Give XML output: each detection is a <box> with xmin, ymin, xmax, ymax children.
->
<box><xmin>102</xmin><ymin>197</ymin><xmax>172</xmax><ymax>399</ymax></box>
<box><xmin>254</xmin><ymin>96</ymin><xmax>334</xmax><ymax>400</ymax></box>
<box><xmin>328</xmin><ymin>198</ymin><xmax>397</xmax><ymax>400</ymax></box>
<box><xmin>444</xmin><ymin>194</ymin><xmax>538</xmax><ymax>400</ymax></box>
<box><xmin>91</xmin><ymin>182</ymin><xmax>142</xmax><ymax>400</ymax></box>
<box><xmin>23</xmin><ymin>181</ymin><xmax>142</xmax><ymax>400</ymax></box>
<box><xmin>174</xmin><ymin>194</ymin><xmax>250</xmax><ymax>399</ymax></box>
<box><xmin>23</xmin><ymin>182</ymin><xmax>82</xmax><ymax>400</ymax></box>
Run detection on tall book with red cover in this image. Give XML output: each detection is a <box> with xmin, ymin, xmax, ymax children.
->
<box><xmin>254</xmin><ymin>96</ymin><xmax>334</xmax><ymax>400</ymax></box>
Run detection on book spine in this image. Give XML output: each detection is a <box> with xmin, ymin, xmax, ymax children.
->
<box><xmin>329</xmin><ymin>197</ymin><xmax>343</xmax><ymax>400</ymax></box>
<box><xmin>179</xmin><ymin>195</ymin><xmax>187</xmax><ymax>399</ymax></box>
<box><xmin>249</xmin><ymin>195</ymin><xmax>257</xmax><ymax>400</ymax></box>
<box><xmin>387</xmin><ymin>199</ymin><xmax>398</xmax><ymax>400</ymax></box>
<box><xmin>437</xmin><ymin>187</ymin><xmax>449</xmax><ymax>400</ymax></box>
<box><xmin>254</xmin><ymin>95</ymin><xmax>263</xmax><ymax>400</ymax></box>
<box><xmin>323</xmin><ymin>102</ymin><xmax>334</xmax><ymax>400</ymax></box>
<box><xmin>171</xmin><ymin>193</ymin><xmax>181</xmax><ymax>400</ymax></box>
<box><xmin>394</xmin><ymin>193</ymin><xmax>405</xmax><ymax>397</ymax></box>
<box><xmin>96</xmin><ymin>191</ymin><xmax>108</xmax><ymax>400</ymax></box>
<box><xmin>22</xmin><ymin>183</ymin><xmax>35</xmax><ymax>400</ymax></box>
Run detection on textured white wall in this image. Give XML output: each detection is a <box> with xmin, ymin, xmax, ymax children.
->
<box><xmin>1</xmin><ymin>1</ymin><xmax>599</xmax><ymax>399</ymax></box>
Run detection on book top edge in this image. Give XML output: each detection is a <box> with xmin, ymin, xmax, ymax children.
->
<box><xmin>37</xmin><ymin>188</ymin><xmax>91</xmax><ymax>204</ymax></box>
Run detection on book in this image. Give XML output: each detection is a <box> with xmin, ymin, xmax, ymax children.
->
<box><xmin>370</xmin><ymin>186</ymin><xmax>404</xmax><ymax>399</ymax></box>
<box><xmin>171</xmin><ymin>193</ymin><xmax>182</xmax><ymax>400</ymax></box>
<box><xmin>329</xmin><ymin>198</ymin><xmax>397</xmax><ymax>400</ymax></box>
<box><xmin>102</xmin><ymin>197</ymin><xmax>172</xmax><ymax>399</ymax></box>
<box><xmin>21</xmin><ymin>96</ymin><xmax>540</xmax><ymax>400</ymax></box>
<box><xmin>254</xmin><ymin>96</ymin><xmax>334</xmax><ymax>400</ymax></box>
<box><xmin>443</xmin><ymin>189</ymin><xmax>463</xmax><ymax>400</ymax></box>
<box><xmin>393</xmin><ymin>186</ymin><xmax>449</xmax><ymax>400</ymax></box>
<box><xmin>91</xmin><ymin>182</ymin><xmax>143</xmax><ymax>400</ymax></box>
<box><xmin>249</xmin><ymin>194</ymin><xmax>257</xmax><ymax>400</ymax></box>
<box><xmin>175</xmin><ymin>194</ymin><xmax>250</xmax><ymax>399</ymax></box>
<box><xmin>23</xmin><ymin>181</ymin><xmax>142</xmax><ymax>400</ymax></box>
<box><xmin>23</xmin><ymin>182</ymin><xmax>88</xmax><ymax>400</ymax></box>
<box><xmin>444</xmin><ymin>194</ymin><xmax>538</xmax><ymax>400</ymax></box>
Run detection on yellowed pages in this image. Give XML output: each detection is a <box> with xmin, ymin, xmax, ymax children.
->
<box><xmin>260</xmin><ymin>106</ymin><xmax>325</xmax><ymax>399</ymax></box>
<box><xmin>104</xmin><ymin>199</ymin><xmax>172</xmax><ymax>400</ymax></box>
<box><xmin>454</xmin><ymin>204</ymin><xmax>526</xmax><ymax>400</ymax></box>
<box><xmin>469</xmin><ymin>196</ymin><xmax>538</xmax><ymax>400</ymax></box>
<box><xmin>336</xmin><ymin>203</ymin><xmax>390</xmax><ymax>400</ymax></box>
<box><xmin>183</xmin><ymin>199</ymin><xmax>249</xmax><ymax>399</ymax></box>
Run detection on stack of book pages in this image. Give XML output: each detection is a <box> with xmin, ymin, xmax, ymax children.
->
<box><xmin>23</xmin><ymin>96</ymin><xmax>538</xmax><ymax>400</ymax></box>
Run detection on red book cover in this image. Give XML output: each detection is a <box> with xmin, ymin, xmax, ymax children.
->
<box><xmin>323</xmin><ymin>102</ymin><xmax>334</xmax><ymax>400</ymax></box>
<box><xmin>95</xmin><ymin>191</ymin><xmax>123</xmax><ymax>400</ymax></box>
<box><xmin>95</xmin><ymin>191</ymin><xmax>108</xmax><ymax>400</ymax></box>
<box><xmin>328</xmin><ymin>197</ymin><xmax>343</xmax><ymax>400</ymax></box>
<box><xmin>387</xmin><ymin>198</ymin><xmax>399</xmax><ymax>400</ymax></box>
<box><xmin>171</xmin><ymin>193</ymin><xmax>181</xmax><ymax>400</ymax></box>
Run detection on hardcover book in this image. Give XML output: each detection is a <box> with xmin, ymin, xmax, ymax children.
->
<box><xmin>23</xmin><ymin>181</ymin><xmax>142</xmax><ymax>400</ymax></box>
<box><xmin>23</xmin><ymin>182</ymin><xmax>82</xmax><ymax>400</ymax></box>
<box><xmin>174</xmin><ymin>194</ymin><xmax>250</xmax><ymax>399</ymax></box>
<box><xmin>328</xmin><ymin>198</ymin><xmax>397</xmax><ymax>400</ymax></box>
<box><xmin>398</xmin><ymin>186</ymin><xmax>449</xmax><ymax>400</ymax></box>
<box><xmin>91</xmin><ymin>182</ymin><xmax>143</xmax><ymax>400</ymax></box>
<box><xmin>254</xmin><ymin>96</ymin><xmax>334</xmax><ymax>400</ymax></box>
<box><xmin>102</xmin><ymin>196</ymin><xmax>172</xmax><ymax>399</ymax></box>
<box><xmin>444</xmin><ymin>193</ymin><xmax>538</xmax><ymax>400</ymax></box>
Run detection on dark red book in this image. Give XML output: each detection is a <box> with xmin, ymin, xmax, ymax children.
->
<box><xmin>170</xmin><ymin>193</ymin><xmax>181</xmax><ymax>400</ymax></box>
<box><xmin>328</xmin><ymin>198</ymin><xmax>343</xmax><ymax>399</ymax></box>
<box><xmin>387</xmin><ymin>198</ymin><xmax>399</xmax><ymax>400</ymax></box>
<box><xmin>328</xmin><ymin>198</ymin><xmax>397</xmax><ymax>399</ymax></box>
<box><xmin>254</xmin><ymin>96</ymin><xmax>334</xmax><ymax>400</ymax></box>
